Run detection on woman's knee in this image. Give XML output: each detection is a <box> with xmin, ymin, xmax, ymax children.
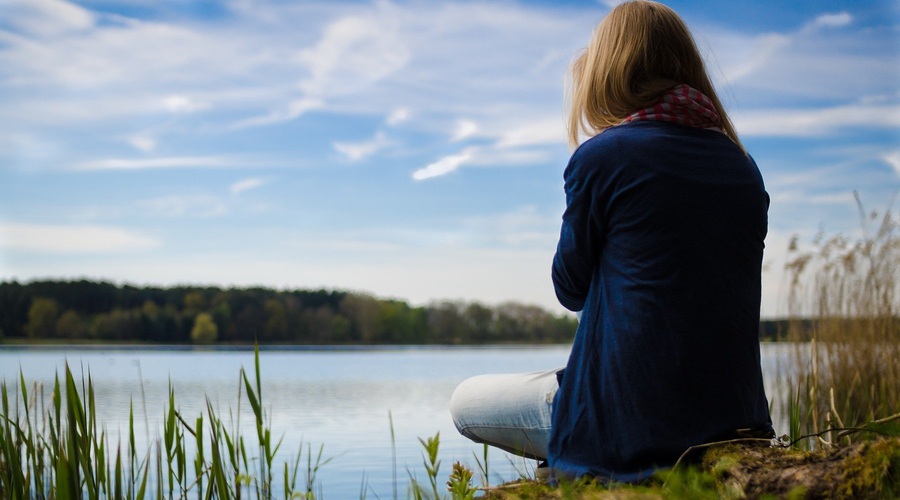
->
<box><xmin>449</xmin><ymin>375</ymin><xmax>488</xmax><ymax>430</ymax></box>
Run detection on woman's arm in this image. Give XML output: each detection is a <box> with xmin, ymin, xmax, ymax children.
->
<box><xmin>551</xmin><ymin>150</ymin><xmax>605</xmax><ymax>311</ymax></box>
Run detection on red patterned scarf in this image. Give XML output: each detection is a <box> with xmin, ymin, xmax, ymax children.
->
<box><xmin>621</xmin><ymin>84</ymin><xmax>722</xmax><ymax>130</ymax></box>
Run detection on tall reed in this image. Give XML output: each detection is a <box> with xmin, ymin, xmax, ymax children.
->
<box><xmin>0</xmin><ymin>345</ymin><xmax>329</xmax><ymax>499</ymax></box>
<box><xmin>783</xmin><ymin>194</ymin><xmax>900</xmax><ymax>448</ymax></box>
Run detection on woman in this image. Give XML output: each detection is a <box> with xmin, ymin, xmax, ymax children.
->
<box><xmin>450</xmin><ymin>0</ymin><xmax>774</xmax><ymax>483</ymax></box>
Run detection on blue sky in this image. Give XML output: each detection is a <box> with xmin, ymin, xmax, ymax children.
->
<box><xmin>1</xmin><ymin>0</ymin><xmax>898</xmax><ymax>318</ymax></box>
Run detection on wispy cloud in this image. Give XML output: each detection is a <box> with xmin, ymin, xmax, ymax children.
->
<box><xmin>126</xmin><ymin>134</ymin><xmax>157</xmax><ymax>153</ymax></box>
<box><xmin>710</xmin><ymin>10</ymin><xmax>892</xmax><ymax>103</ymax></box>
<box><xmin>72</xmin><ymin>156</ymin><xmax>235</xmax><ymax>171</ymax></box>
<box><xmin>386</xmin><ymin>107</ymin><xmax>411</xmax><ymax>126</ymax></box>
<box><xmin>332</xmin><ymin>131</ymin><xmax>390</xmax><ymax>161</ymax></box>
<box><xmin>295</xmin><ymin>5</ymin><xmax>411</xmax><ymax>99</ymax></box>
<box><xmin>230</xmin><ymin>177</ymin><xmax>269</xmax><ymax>195</ymax></box>
<box><xmin>496</xmin><ymin>117</ymin><xmax>565</xmax><ymax>148</ymax></box>
<box><xmin>5</xmin><ymin>0</ymin><xmax>94</xmax><ymax>38</ymax></box>
<box><xmin>0</xmin><ymin>223</ymin><xmax>159</xmax><ymax>253</ymax></box>
<box><xmin>162</xmin><ymin>95</ymin><xmax>209</xmax><ymax>114</ymax></box>
<box><xmin>451</xmin><ymin>120</ymin><xmax>478</xmax><ymax>142</ymax></box>
<box><xmin>802</xmin><ymin>12</ymin><xmax>852</xmax><ymax>32</ymax></box>
<box><xmin>884</xmin><ymin>151</ymin><xmax>900</xmax><ymax>177</ymax></box>
<box><xmin>735</xmin><ymin>102</ymin><xmax>900</xmax><ymax>137</ymax></box>
<box><xmin>412</xmin><ymin>149</ymin><xmax>474</xmax><ymax>180</ymax></box>
<box><xmin>232</xmin><ymin>98</ymin><xmax>325</xmax><ymax>129</ymax></box>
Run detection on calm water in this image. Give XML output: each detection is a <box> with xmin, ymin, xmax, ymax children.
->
<box><xmin>0</xmin><ymin>344</ymin><xmax>795</xmax><ymax>498</ymax></box>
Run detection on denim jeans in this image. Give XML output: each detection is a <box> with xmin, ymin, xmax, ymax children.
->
<box><xmin>449</xmin><ymin>368</ymin><xmax>562</xmax><ymax>461</ymax></box>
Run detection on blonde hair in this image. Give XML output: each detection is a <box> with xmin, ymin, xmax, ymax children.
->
<box><xmin>567</xmin><ymin>1</ymin><xmax>744</xmax><ymax>152</ymax></box>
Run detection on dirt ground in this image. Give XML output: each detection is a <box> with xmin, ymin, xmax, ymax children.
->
<box><xmin>701</xmin><ymin>437</ymin><xmax>900</xmax><ymax>499</ymax></box>
<box><xmin>481</xmin><ymin>437</ymin><xmax>900</xmax><ymax>499</ymax></box>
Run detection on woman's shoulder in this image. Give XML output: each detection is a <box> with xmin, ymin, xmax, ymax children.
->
<box><xmin>564</xmin><ymin>125</ymin><xmax>643</xmax><ymax>182</ymax></box>
<box><xmin>577</xmin><ymin>121</ymin><xmax>743</xmax><ymax>160</ymax></box>
<box><xmin>569</xmin><ymin>122</ymin><xmax>665</xmax><ymax>167</ymax></box>
<box><xmin>566</xmin><ymin>121</ymin><xmax>757</xmax><ymax>183</ymax></box>
<box><xmin>575</xmin><ymin>122</ymin><xmax>666</xmax><ymax>153</ymax></box>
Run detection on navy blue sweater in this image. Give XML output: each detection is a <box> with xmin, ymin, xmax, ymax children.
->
<box><xmin>549</xmin><ymin>121</ymin><xmax>773</xmax><ymax>482</ymax></box>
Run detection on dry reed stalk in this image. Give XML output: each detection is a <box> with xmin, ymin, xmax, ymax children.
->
<box><xmin>784</xmin><ymin>193</ymin><xmax>900</xmax><ymax>448</ymax></box>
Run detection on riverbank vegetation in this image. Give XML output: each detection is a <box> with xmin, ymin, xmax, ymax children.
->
<box><xmin>781</xmin><ymin>195</ymin><xmax>899</xmax><ymax>447</ymax></box>
<box><xmin>0</xmin><ymin>281</ymin><xmax>577</xmax><ymax>344</ymax></box>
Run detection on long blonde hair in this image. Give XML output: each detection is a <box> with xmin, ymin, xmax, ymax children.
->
<box><xmin>567</xmin><ymin>1</ymin><xmax>744</xmax><ymax>152</ymax></box>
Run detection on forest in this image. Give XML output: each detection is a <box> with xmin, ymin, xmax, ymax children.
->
<box><xmin>0</xmin><ymin>279</ymin><xmax>580</xmax><ymax>344</ymax></box>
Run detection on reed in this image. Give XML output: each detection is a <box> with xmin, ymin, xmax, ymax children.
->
<box><xmin>783</xmin><ymin>194</ymin><xmax>900</xmax><ymax>448</ymax></box>
<box><xmin>0</xmin><ymin>345</ymin><xmax>331</xmax><ymax>499</ymax></box>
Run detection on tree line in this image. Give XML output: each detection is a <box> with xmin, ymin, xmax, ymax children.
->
<box><xmin>0</xmin><ymin>280</ymin><xmax>578</xmax><ymax>345</ymax></box>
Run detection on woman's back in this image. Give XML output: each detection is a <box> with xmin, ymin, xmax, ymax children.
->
<box><xmin>550</xmin><ymin>120</ymin><xmax>772</xmax><ymax>481</ymax></box>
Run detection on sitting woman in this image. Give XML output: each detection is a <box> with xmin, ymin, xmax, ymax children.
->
<box><xmin>451</xmin><ymin>0</ymin><xmax>774</xmax><ymax>483</ymax></box>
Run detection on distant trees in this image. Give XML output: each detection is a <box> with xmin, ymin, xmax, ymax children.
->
<box><xmin>191</xmin><ymin>313</ymin><xmax>219</xmax><ymax>343</ymax></box>
<box><xmin>25</xmin><ymin>297</ymin><xmax>59</xmax><ymax>338</ymax></box>
<box><xmin>0</xmin><ymin>280</ymin><xmax>577</xmax><ymax>345</ymax></box>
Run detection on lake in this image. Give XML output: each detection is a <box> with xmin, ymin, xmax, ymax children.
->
<box><xmin>0</xmin><ymin>343</ymin><xmax>796</xmax><ymax>498</ymax></box>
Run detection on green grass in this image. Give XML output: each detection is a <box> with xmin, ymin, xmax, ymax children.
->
<box><xmin>0</xmin><ymin>345</ymin><xmax>332</xmax><ymax>500</ymax></box>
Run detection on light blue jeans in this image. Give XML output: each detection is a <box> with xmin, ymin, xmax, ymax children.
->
<box><xmin>449</xmin><ymin>368</ymin><xmax>561</xmax><ymax>461</ymax></box>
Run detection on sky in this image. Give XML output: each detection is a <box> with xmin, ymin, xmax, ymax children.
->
<box><xmin>0</xmin><ymin>0</ymin><xmax>898</xmax><ymax>318</ymax></box>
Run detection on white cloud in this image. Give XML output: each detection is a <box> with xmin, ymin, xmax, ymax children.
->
<box><xmin>332</xmin><ymin>131</ymin><xmax>390</xmax><ymax>161</ymax></box>
<box><xmin>0</xmin><ymin>0</ymin><xmax>583</xmax><ymax>141</ymax></box>
<box><xmin>884</xmin><ymin>151</ymin><xmax>900</xmax><ymax>176</ymax></box>
<box><xmin>162</xmin><ymin>95</ymin><xmax>208</xmax><ymax>114</ymax></box>
<box><xmin>804</xmin><ymin>12</ymin><xmax>853</xmax><ymax>32</ymax></box>
<box><xmin>709</xmin><ymin>11</ymin><xmax>892</xmax><ymax>101</ymax></box>
<box><xmin>467</xmin><ymin>147</ymin><xmax>556</xmax><ymax>167</ymax></box>
<box><xmin>497</xmin><ymin>118</ymin><xmax>565</xmax><ymax>148</ymax></box>
<box><xmin>734</xmin><ymin>103</ymin><xmax>900</xmax><ymax>137</ymax></box>
<box><xmin>296</xmin><ymin>5</ymin><xmax>411</xmax><ymax>99</ymax></box>
<box><xmin>127</xmin><ymin>134</ymin><xmax>156</xmax><ymax>152</ymax></box>
<box><xmin>412</xmin><ymin>150</ymin><xmax>474</xmax><ymax>180</ymax></box>
<box><xmin>72</xmin><ymin>156</ymin><xmax>234</xmax><ymax>171</ymax></box>
<box><xmin>4</xmin><ymin>0</ymin><xmax>94</xmax><ymax>38</ymax></box>
<box><xmin>386</xmin><ymin>107</ymin><xmax>410</xmax><ymax>126</ymax></box>
<box><xmin>0</xmin><ymin>223</ymin><xmax>159</xmax><ymax>253</ymax></box>
<box><xmin>231</xmin><ymin>177</ymin><xmax>269</xmax><ymax>195</ymax></box>
<box><xmin>233</xmin><ymin>98</ymin><xmax>325</xmax><ymax>129</ymax></box>
<box><xmin>451</xmin><ymin>120</ymin><xmax>478</xmax><ymax>142</ymax></box>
